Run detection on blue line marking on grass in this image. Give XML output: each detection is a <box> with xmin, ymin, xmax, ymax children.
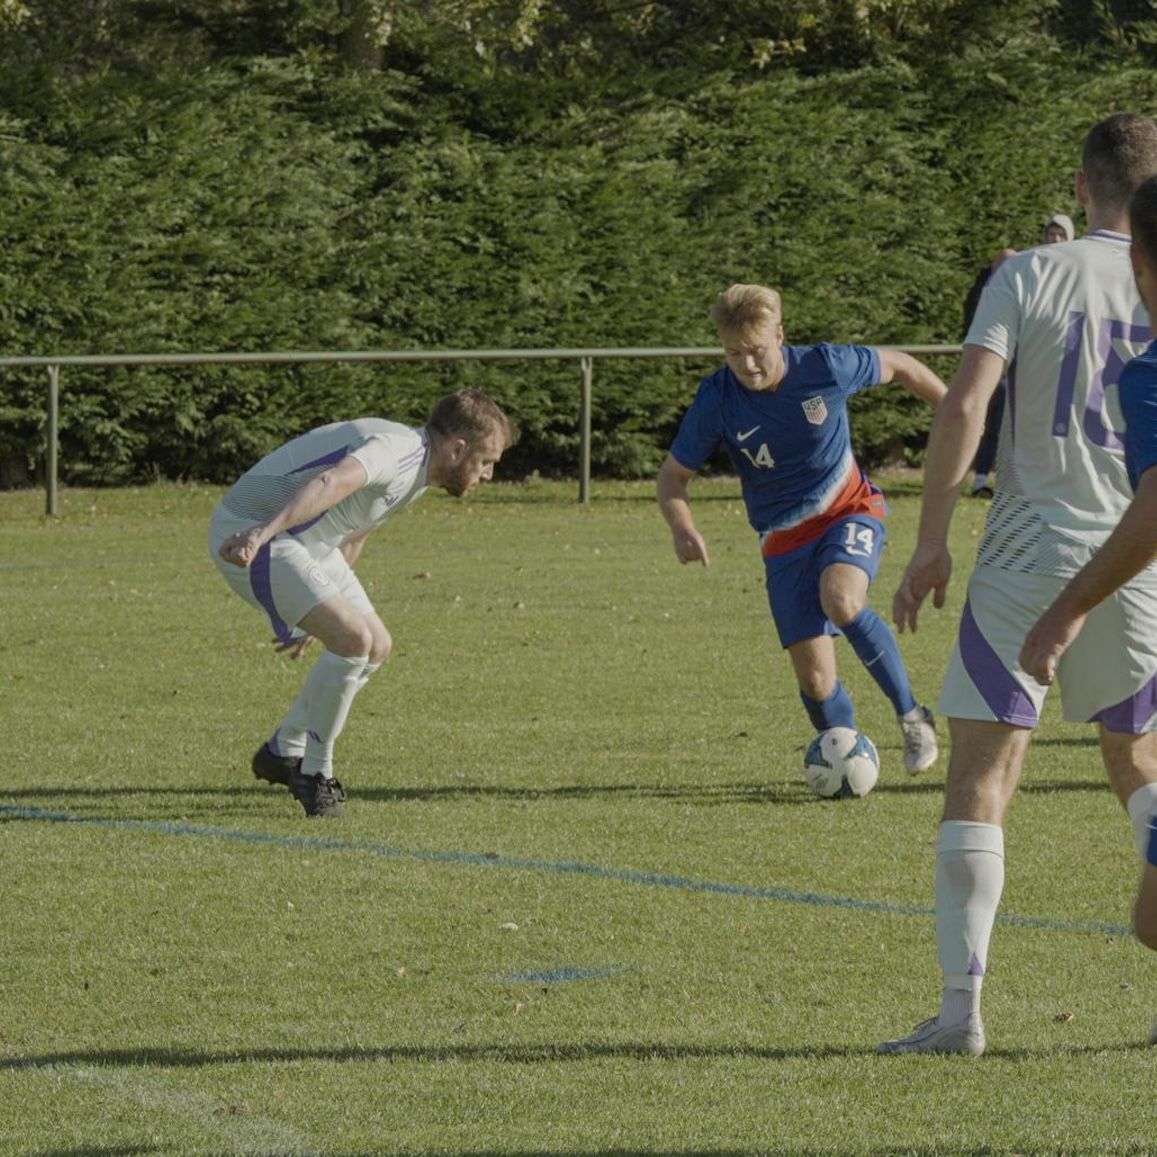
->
<box><xmin>500</xmin><ymin>968</ymin><xmax>621</xmax><ymax>985</ymax></box>
<box><xmin>0</xmin><ymin>803</ymin><xmax>1133</xmax><ymax>938</ymax></box>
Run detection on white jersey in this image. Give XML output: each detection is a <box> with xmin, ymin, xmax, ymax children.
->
<box><xmin>967</xmin><ymin>230</ymin><xmax>1154</xmax><ymax>580</ymax></box>
<box><xmin>219</xmin><ymin>418</ymin><xmax>429</xmax><ymax>555</ymax></box>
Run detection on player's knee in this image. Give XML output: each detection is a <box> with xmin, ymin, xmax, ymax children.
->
<box><xmin>821</xmin><ymin>589</ymin><xmax>865</xmax><ymax>628</ymax></box>
<box><xmin>369</xmin><ymin>624</ymin><xmax>393</xmax><ymax>665</ymax></box>
<box><xmin>328</xmin><ymin>618</ymin><xmax>375</xmax><ymax>658</ymax></box>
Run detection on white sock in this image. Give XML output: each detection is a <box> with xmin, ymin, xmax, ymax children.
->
<box><xmin>935</xmin><ymin>820</ymin><xmax>1005</xmax><ymax>1024</ymax></box>
<box><xmin>270</xmin><ymin>721</ymin><xmax>307</xmax><ymax>760</ymax></box>
<box><xmin>358</xmin><ymin>661</ymin><xmax>381</xmax><ymax>692</ymax></box>
<box><xmin>1127</xmin><ymin>783</ymin><xmax>1157</xmax><ymax>857</ymax></box>
<box><xmin>972</xmin><ymin>473</ymin><xmax>989</xmax><ymax>491</ymax></box>
<box><xmin>300</xmin><ymin>652</ymin><xmax>368</xmax><ymax>778</ymax></box>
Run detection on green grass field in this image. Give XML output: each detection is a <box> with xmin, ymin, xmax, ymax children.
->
<box><xmin>2</xmin><ymin>476</ymin><xmax>1156</xmax><ymax>1155</ymax></box>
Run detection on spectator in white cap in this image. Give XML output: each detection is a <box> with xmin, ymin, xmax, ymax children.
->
<box><xmin>1043</xmin><ymin>212</ymin><xmax>1076</xmax><ymax>243</ymax></box>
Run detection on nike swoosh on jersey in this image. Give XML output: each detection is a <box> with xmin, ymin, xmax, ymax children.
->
<box><xmin>737</xmin><ymin>426</ymin><xmax>761</xmax><ymax>441</ymax></box>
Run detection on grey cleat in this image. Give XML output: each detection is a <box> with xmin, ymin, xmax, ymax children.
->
<box><xmin>900</xmin><ymin>705</ymin><xmax>939</xmax><ymax>775</ymax></box>
<box><xmin>878</xmin><ymin>1014</ymin><xmax>986</xmax><ymax>1056</ymax></box>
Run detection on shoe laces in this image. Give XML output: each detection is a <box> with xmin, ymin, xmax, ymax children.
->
<box><xmin>320</xmin><ymin>777</ymin><xmax>346</xmax><ymax>802</ymax></box>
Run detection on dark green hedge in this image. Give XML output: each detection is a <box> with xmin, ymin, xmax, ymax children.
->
<box><xmin>3</xmin><ymin>41</ymin><xmax>1157</xmax><ymax>485</ymax></box>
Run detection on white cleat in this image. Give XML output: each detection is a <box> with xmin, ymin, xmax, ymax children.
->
<box><xmin>900</xmin><ymin>705</ymin><xmax>939</xmax><ymax>775</ymax></box>
<box><xmin>877</xmin><ymin>1014</ymin><xmax>986</xmax><ymax>1056</ymax></box>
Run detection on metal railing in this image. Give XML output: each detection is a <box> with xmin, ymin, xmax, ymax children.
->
<box><xmin>0</xmin><ymin>345</ymin><xmax>961</xmax><ymax>515</ymax></box>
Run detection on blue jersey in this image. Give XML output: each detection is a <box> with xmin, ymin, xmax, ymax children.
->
<box><xmin>1119</xmin><ymin>338</ymin><xmax>1157</xmax><ymax>490</ymax></box>
<box><xmin>670</xmin><ymin>343</ymin><xmax>882</xmax><ymax>545</ymax></box>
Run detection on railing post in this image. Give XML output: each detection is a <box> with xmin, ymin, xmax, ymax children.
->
<box><xmin>579</xmin><ymin>355</ymin><xmax>593</xmax><ymax>505</ymax></box>
<box><xmin>46</xmin><ymin>364</ymin><xmax>60</xmax><ymax>517</ymax></box>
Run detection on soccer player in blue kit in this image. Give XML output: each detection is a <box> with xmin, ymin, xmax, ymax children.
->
<box><xmin>657</xmin><ymin>282</ymin><xmax>947</xmax><ymax>775</ymax></box>
<box><xmin>1020</xmin><ymin>172</ymin><xmax>1157</xmax><ymax>1043</ymax></box>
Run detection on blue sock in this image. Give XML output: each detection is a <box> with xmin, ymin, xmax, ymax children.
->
<box><xmin>800</xmin><ymin>682</ymin><xmax>856</xmax><ymax>730</ymax></box>
<box><xmin>841</xmin><ymin>608</ymin><xmax>917</xmax><ymax>716</ymax></box>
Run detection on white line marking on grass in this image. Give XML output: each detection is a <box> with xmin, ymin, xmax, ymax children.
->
<box><xmin>71</xmin><ymin>1065</ymin><xmax>313</xmax><ymax>1153</ymax></box>
<box><xmin>1</xmin><ymin>803</ymin><xmax>1134</xmax><ymax>937</ymax></box>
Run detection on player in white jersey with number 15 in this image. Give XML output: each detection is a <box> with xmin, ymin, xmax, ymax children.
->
<box><xmin>880</xmin><ymin>113</ymin><xmax>1157</xmax><ymax>1056</ymax></box>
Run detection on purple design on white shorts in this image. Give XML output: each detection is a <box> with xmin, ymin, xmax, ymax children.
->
<box><xmin>967</xmin><ymin>951</ymin><xmax>985</xmax><ymax>977</ymax></box>
<box><xmin>959</xmin><ymin>598</ymin><xmax>1038</xmax><ymax>726</ymax></box>
<box><xmin>1091</xmin><ymin>671</ymin><xmax>1157</xmax><ymax>734</ymax></box>
<box><xmin>250</xmin><ymin>542</ymin><xmax>294</xmax><ymax>646</ymax></box>
<box><xmin>1148</xmin><ymin>820</ymin><xmax>1157</xmax><ymax>868</ymax></box>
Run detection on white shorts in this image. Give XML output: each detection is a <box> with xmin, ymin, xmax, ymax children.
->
<box><xmin>939</xmin><ymin>566</ymin><xmax>1157</xmax><ymax>733</ymax></box>
<box><xmin>208</xmin><ymin>506</ymin><xmax>373</xmax><ymax>643</ymax></box>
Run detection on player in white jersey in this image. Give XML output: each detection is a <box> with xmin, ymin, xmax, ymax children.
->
<box><xmin>1019</xmin><ymin>174</ymin><xmax>1157</xmax><ymax>1044</ymax></box>
<box><xmin>209</xmin><ymin>388</ymin><xmax>515</xmax><ymax>817</ymax></box>
<box><xmin>879</xmin><ymin>113</ymin><xmax>1157</xmax><ymax>1056</ymax></box>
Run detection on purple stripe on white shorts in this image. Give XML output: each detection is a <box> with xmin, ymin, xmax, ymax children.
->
<box><xmin>1091</xmin><ymin>671</ymin><xmax>1157</xmax><ymax>734</ymax></box>
<box><xmin>249</xmin><ymin>542</ymin><xmax>294</xmax><ymax>646</ymax></box>
<box><xmin>959</xmin><ymin>598</ymin><xmax>1039</xmax><ymax>726</ymax></box>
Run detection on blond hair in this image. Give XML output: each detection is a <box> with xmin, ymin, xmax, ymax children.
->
<box><xmin>708</xmin><ymin>283</ymin><xmax>782</xmax><ymax>338</ymax></box>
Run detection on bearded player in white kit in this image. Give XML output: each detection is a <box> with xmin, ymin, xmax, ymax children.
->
<box><xmin>879</xmin><ymin>113</ymin><xmax>1157</xmax><ymax>1055</ymax></box>
<box><xmin>209</xmin><ymin>388</ymin><xmax>515</xmax><ymax>818</ymax></box>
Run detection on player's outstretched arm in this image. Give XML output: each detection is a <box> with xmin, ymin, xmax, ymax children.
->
<box><xmin>1020</xmin><ymin>466</ymin><xmax>1157</xmax><ymax>683</ymax></box>
<box><xmin>657</xmin><ymin>454</ymin><xmax>709</xmax><ymax>566</ymax></box>
<box><xmin>876</xmin><ymin>348</ymin><xmax>948</xmax><ymax>409</ymax></box>
<box><xmin>218</xmin><ymin>454</ymin><xmax>370</xmax><ymax>568</ymax></box>
<box><xmin>892</xmin><ymin>345</ymin><xmax>1006</xmax><ymax>632</ymax></box>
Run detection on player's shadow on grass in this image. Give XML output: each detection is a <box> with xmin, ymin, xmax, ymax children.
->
<box><xmin>0</xmin><ymin>772</ymin><xmax>1114</xmax><ymax>811</ymax></box>
<box><xmin>0</xmin><ymin>1038</ymin><xmax>1145</xmax><ymax>1075</ymax></box>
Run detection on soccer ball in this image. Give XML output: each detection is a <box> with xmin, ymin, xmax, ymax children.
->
<box><xmin>803</xmin><ymin>727</ymin><xmax>880</xmax><ymax>799</ymax></box>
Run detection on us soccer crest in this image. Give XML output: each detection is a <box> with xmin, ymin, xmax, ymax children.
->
<box><xmin>802</xmin><ymin>396</ymin><xmax>828</xmax><ymax>425</ymax></box>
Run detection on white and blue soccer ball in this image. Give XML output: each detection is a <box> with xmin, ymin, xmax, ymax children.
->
<box><xmin>803</xmin><ymin>727</ymin><xmax>880</xmax><ymax>799</ymax></box>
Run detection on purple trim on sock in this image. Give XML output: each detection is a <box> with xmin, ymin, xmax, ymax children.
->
<box><xmin>289</xmin><ymin>445</ymin><xmax>350</xmax><ymax>475</ymax></box>
<box><xmin>249</xmin><ymin>543</ymin><xmax>294</xmax><ymax>646</ymax></box>
<box><xmin>1092</xmin><ymin>671</ymin><xmax>1157</xmax><ymax>734</ymax></box>
<box><xmin>959</xmin><ymin>598</ymin><xmax>1038</xmax><ymax>726</ymax></box>
<box><xmin>967</xmin><ymin>951</ymin><xmax>985</xmax><ymax>978</ymax></box>
<box><xmin>1148</xmin><ymin>820</ymin><xmax>1157</xmax><ymax>869</ymax></box>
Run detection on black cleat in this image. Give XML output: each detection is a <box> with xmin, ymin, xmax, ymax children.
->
<box><xmin>252</xmin><ymin>743</ymin><xmax>301</xmax><ymax>786</ymax></box>
<box><xmin>287</xmin><ymin>768</ymin><xmax>346</xmax><ymax>818</ymax></box>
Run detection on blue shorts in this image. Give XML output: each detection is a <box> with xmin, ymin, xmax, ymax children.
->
<box><xmin>763</xmin><ymin>515</ymin><xmax>887</xmax><ymax>648</ymax></box>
